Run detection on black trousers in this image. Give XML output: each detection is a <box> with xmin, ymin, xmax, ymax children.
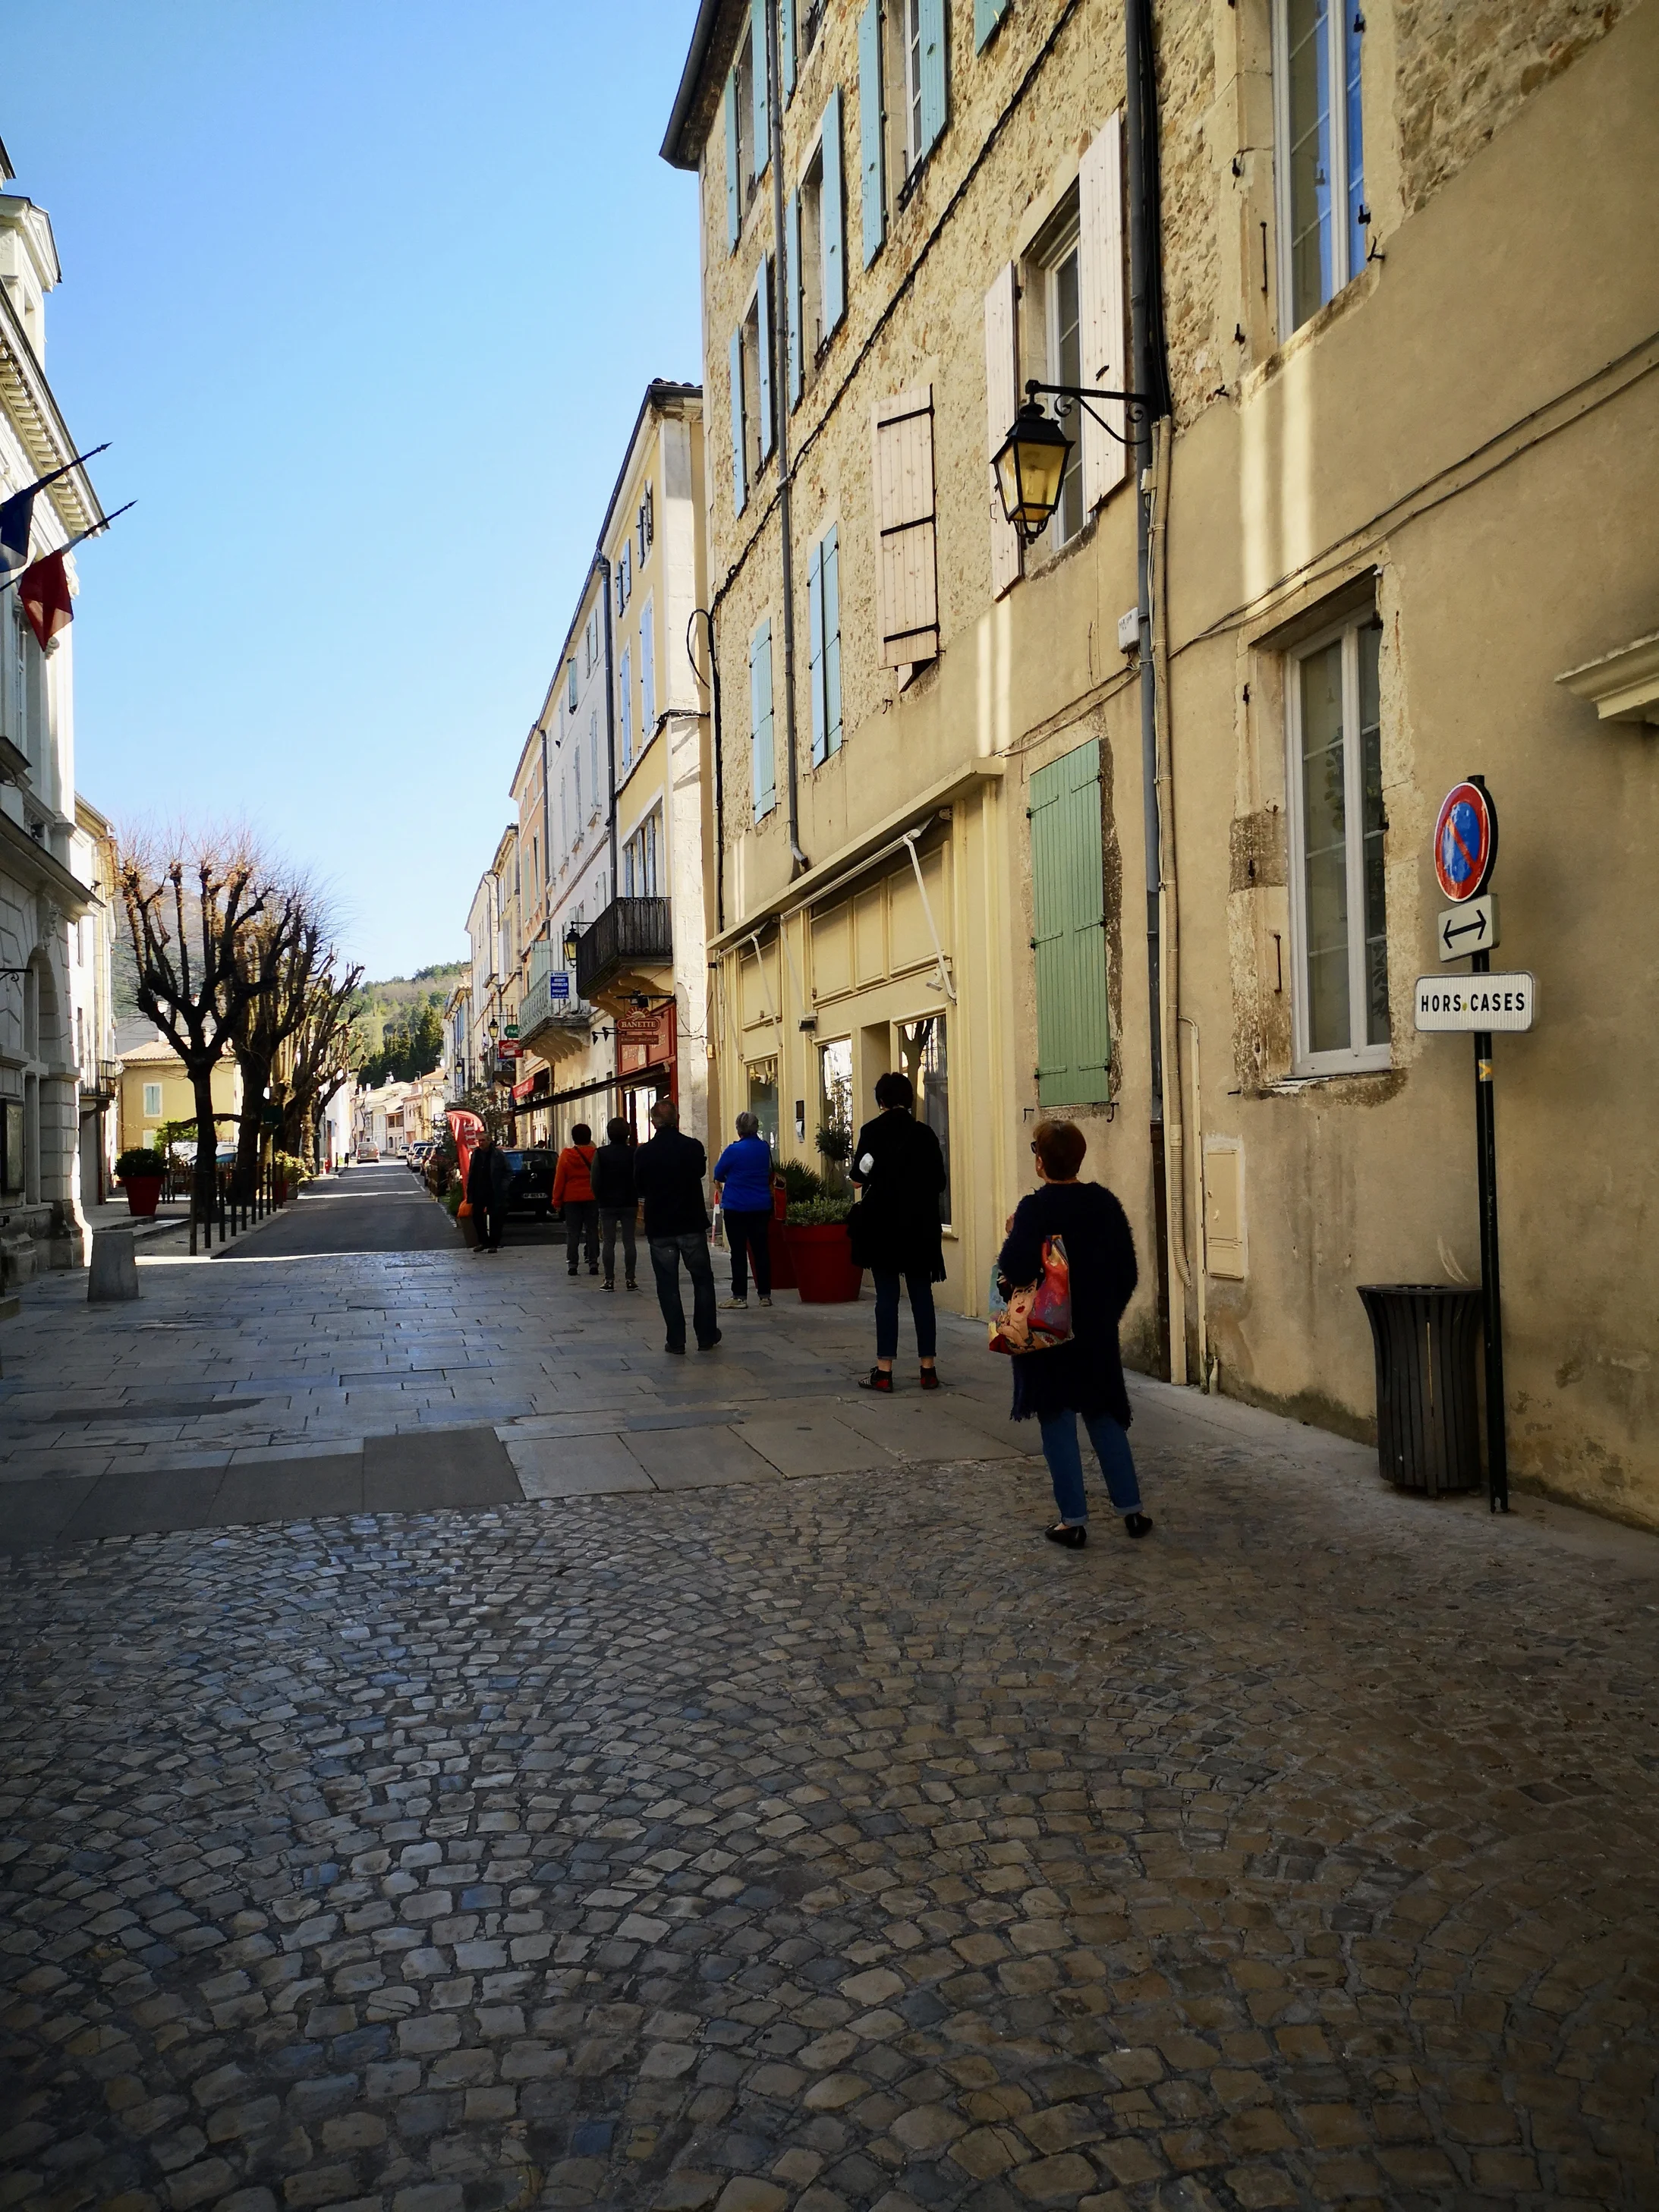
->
<box><xmin>563</xmin><ymin>1199</ymin><xmax>599</xmax><ymax>1269</ymax></box>
<box><xmin>725</xmin><ymin>1208</ymin><xmax>772</xmax><ymax>1298</ymax></box>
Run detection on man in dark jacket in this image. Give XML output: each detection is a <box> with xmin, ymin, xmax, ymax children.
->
<box><xmin>465</xmin><ymin>1131</ymin><xmax>512</xmax><ymax>1254</ymax></box>
<box><xmin>632</xmin><ymin>1099</ymin><xmax>718</xmax><ymax>1352</ymax></box>
<box><xmin>591</xmin><ymin>1115</ymin><xmax>638</xmax><ymax>1292</ymax></box>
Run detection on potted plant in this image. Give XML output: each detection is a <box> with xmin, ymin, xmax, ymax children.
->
<box><xmin>785</xmin><ymin>1193</ymin><xmax>863</xmax><ymax>1304</ymax></box>
<box><xmin>770</xmin><ymin>1159</ymin><xmax>821</xmax><ymax>1292</ymax></box>
<box><xmin>272</xmin><ymin>1151</ymin><xmax>309</xmax><ymax>1205</ymax></box>
<box><xmin>115</xmin><ymin>1147</ymin><xmax>165</xmax><ymax>1219</ymax></box>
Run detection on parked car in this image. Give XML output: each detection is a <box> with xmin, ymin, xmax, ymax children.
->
<box><xmin>407</xmin><ymin>1141</ymin><xmax>433</xmax><ymax>1175</ymax></box>
<box><xmin>501</xmin><ymin>1147</ymin><xmax>556</xmax><ymax>1219</ymax></box>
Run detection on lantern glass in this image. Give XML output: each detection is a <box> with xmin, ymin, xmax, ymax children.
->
<box><xmin>993</xmin><ymin>402</ymin><xmax>1073</xmax><ymax>544</ymax></box>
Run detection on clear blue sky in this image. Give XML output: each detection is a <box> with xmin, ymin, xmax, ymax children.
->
<box><xmin>8</xmin><ymin>3</ymin><xmax>703</xmax><ymax>981</ymax></box>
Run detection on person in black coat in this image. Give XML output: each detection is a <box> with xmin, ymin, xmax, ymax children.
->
<box><xmin>848</xmin><ymin>1070</ymin><xmax>946</xmax><ymax>1392</ymax></box>
<box><xmin>465</xmin><ymin>1131</ymin><xmax>512</xmax><ymax>1254</ymax></box>
<box><xmin>591</xmin><ymin>1116</ymin><xmax>639</xmax><ymax>1292</ymax></box>
<box><xmin>632</xmin><ymin>1099</ymin><xmax>719</xmax><ymax>1353</ymax></box>
<box><xmin>997</xmin><ymin>1118</ymin><xmax>1152</xmax><ymax>1547</ymax></box>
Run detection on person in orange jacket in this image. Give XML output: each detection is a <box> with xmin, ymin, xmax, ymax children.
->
<box><xmin>552</xmin><ymin>1122</ymin><xmax>599</xmax><ymax>1276</ymax></box>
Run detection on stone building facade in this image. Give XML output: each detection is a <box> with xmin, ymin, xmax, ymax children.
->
<box><xmin>664</xmin><ymin>1</ymin><xmax>1658</xmax><ymax>1524</ymax></box>
<box><xmin>0</xmin><ymin>160</ymin><xmax>105</xmax><ymax>1283</ymax></box>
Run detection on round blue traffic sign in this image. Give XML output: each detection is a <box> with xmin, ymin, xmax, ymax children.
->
<box><xmin>1434</xmin><ymin>781</ymin><xmax>1497</xmax><ymax>903</ymax></box>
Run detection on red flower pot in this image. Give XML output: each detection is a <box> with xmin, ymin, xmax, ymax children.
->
<box><xmin>121</xmin><ymin>1175</ymin><xmax>162</xmax><ymax>1218</ymax></box>
<box><xmin>787</xmin><ymin>1222</ymin><xmax>863</xmax><ymax>1303</ymax></box>
<box><xmin>767</xmin><ymin>1213</ymin><xmax>797</xmax><ymax>1291</ymax></box>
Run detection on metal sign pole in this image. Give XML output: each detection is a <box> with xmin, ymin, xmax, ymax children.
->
<box><xmin>1468</xmin><ymin>776</ymin><xmax>1508</xmax><ymax>1513</ymax></box>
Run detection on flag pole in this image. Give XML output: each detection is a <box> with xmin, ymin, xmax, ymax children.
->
<box><xmin>0</xmin><ymin>500</ymin><xmax>135</xmax><ymax>599</ymax></box>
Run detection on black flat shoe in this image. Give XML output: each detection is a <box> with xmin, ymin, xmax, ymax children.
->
<box><xmin>858</xmin><ymin>1368</ymin><xmax>893</xmax><ymax>1392</ymax></box>
<box><xmin>1045</xmin><ymin>1522</ymin><xmax>1088</xmax><ymax>1548</ymax></box>
<box><xmin>1125</xmin><ymin>1513</ymin><xmax>1154</xmax><ymax>1539</ymax></box>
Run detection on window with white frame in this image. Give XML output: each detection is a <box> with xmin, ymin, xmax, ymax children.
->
<box><xmin>1286</xmin><ymin>613</ymin><xmax>1388</xmax><ymax>1073</ymax></box>
<box><xmin>143</xmin><ymin>1081</ymin><xmax>162</xmax><ymax>1119</ymax></box>
<box><xmin>640</xmin><ymin>600</ymin><xmax>656</xmax><ymax>735</ymax></box>
<box><xmin>637</xmin><ymin>486</ymin><xmax>653</xmax><ymax>560</ymax></box>
<box><xmin>750</xmin><ymin>618</ymin><xmax>776</xmax><ymax>820</ymax></box>
<box><xmin>619</xmin><ymin>644</ymin><xmax>633</xmax><ymax>771</ymax></box>
<box><xmin>622</xmin><ymin>807</ymin><xmax>662</xmax><ymax>899</ymax></box>
<box><xmin>1028</xmin><ymin>196</ymin><xmax>1084</xmax><ymax>549</ymax></box>
<box><xmin>1273</xmin><ymin>0</ymin><xmax>1367</xmax><ymax>337</ymax></box>
<box><xmin>589</xmin><ymin>711</ymin><xmax>600</xmax><ymax>818</ymax></box>
<box><xmin>573</xmin><ymin>742</ymin><xmax>583</xmax><ymax>836</ymax></box>
<box><xmin>567</xmin><ymin>659</ymin><xmax>577</xmax><ymax>713</ymax></box>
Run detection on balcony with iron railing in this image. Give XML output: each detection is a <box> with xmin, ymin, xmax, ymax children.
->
<box><xmin>80</xmin><ymin>1059</ymin><xmax>120</xmax><ymax>1106</ymax></box>
<box><xmin>572</xmin><ymin>897</ymin><xmax>672</xmax><ymax>1005</ymax></box>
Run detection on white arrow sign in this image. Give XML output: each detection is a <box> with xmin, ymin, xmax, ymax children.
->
<box><xmin>1415</xmin><ymin>974</ymin><xmax>1536</xmax><ymax>1033</ymax></box>
<box><xmin>1438</xmin><ymin>892</ymin><xmax>1499</xmax><ymax>963</ymax></box>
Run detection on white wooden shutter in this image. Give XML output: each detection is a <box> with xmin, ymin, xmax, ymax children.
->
<box><xmin>984</xmin><ymin>263</ymin><xmax>1021</xmax><ymax>599</ymax></box>
<box><xmin>756</xmin><ymin>256</ymin><xmax>775</xmax><ymax>458</ymax></box>
<box><xmin>1079</xmin><ymin>112</ymin><xmax>1128</xmax><ymax>510</ymax></box>
<box><xmin>872</xmin><ymin>385</ymin><xmax>939</xmax><ymax>667</ymax></box>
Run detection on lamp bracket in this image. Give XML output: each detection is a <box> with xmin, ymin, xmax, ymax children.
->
<box><xmin>1023</xmin><ymin>379</ymin><xmax>1154</xmax><ymax>448</ymax></box>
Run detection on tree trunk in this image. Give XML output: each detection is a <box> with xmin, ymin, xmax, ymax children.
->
<box><xmin>231</xmin><ymin>1049</ymin><xmax>269</xmax><ymax>1198</ymax></box>
<box><xmin>190</xmin><ymin>1065</ymin><xmax>220</xmax><ymax>1229</ymax></box>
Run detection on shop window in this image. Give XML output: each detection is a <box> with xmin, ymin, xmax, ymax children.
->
<box><xmin>1274</xmin><ymin>0</ymin><xmax>1367</xmax><ymax>336</ymax></box>
<box><xmin>747</xmin><ymin>1059</ymin><xmax>779</xmax><ymax>1151</ymax></box>
<box><xmin>897</xmin><ymin>1013</ymin><xmax>950</xmax><ymax>1227</ymax></box>
<box><xmin>1030</xmin><ymin>739</ymin><xmax>1110</xmax><ymax>1106</ymax></box>
<box><xmin>1286</xmin><ymin>615</ymin><xmax>1388</xmax><ymax>1072</ymax></box>
<box><xmin>817</xmin><ymin>1037</ymin><xmax>853</xmax><ymax>1185</ymax></box>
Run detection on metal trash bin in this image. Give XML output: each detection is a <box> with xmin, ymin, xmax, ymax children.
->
<box><xmin>1357</xmin><ymin>1284</ymin><xmax>1483</xmax><ymax>1495</ymax></box>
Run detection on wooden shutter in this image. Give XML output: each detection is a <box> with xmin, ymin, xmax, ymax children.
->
<box><xmin>641</xmin><ymin>606</ymin><xmax>655</xmax><ymax>730</ymax></box>
<box><xmin>984</xmin><ymin>263</ymin><xmax>1021</xmax><ymax>599</ymax></box>
<box><xmin>918</xmin><ymin>0</ymin><xmax>947</xmax><ymax>160</ymax></box>
<box><xmin>1079</xmin><ymin>113</ymin><xmax>1128</xmax><ymax>510</ymax></box>
<box><xmin>1030</xmin><ymin>740</ymin><xmax>1111</xmax><ymax>1106</ymax></box>
<box><xmin>785</xmin><ymin>190</ymin><xmax>803</xmax><ymax>411</ymax></box>
<box><xmin>751</xmin><ymin>0</ymin><xmax>770</xmax><ymax>173</ymax></box>
<box><xmin>755</xmin><ymin>258</ymin><xmax>775</xmax><ymax>458</ymax></box>
<box><xmin>974</xmin><ymin>0</ymin><xmax>1011</xmax><ymax>49</ymax></box>
<box><xmin>822</xmin><ymin>524</ymin><xmax>842</xmax><ymax>752</ymax></box>
<box><xmin>873</xmin><ymin>385</ymin><xmax>939</xmax><ymax>667</ymax></box>
<box><xmin>807</xmin><ymin>536</ymin><xmax>826</xmax><ymax>765</ymax></box>
<box><xmin>725</xmin><ymin>73</ymin><xmax>741</xmax><ymax>250</ymax></box>
<box><xmin>751</xmin><ymin>621</ymin><xmax>776</xmax><ymax>818</ymax></box>
<box><xmin>822</xmin><ymin>87</ymin><xmax>846</xmax><ymax>332</ymax></box>
<box><xmin>780</xmin><ymin>0</ymin><xmax>795</xmax><ymax>100</ymax></box>
<box><xmin>858</xmin><ymin>0</ymin><xmax>886</xmax><ymax>268</ymax></box>
<box><xmin>729</xmin><ymin>328</ymin><xmax>747</xmax><ymax>514</ymax></box>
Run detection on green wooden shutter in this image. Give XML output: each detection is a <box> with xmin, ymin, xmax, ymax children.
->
<box><xmin>725</xmin><ymin>72</ymin><xmax>741</xmax><ymax>249</ymax></box>
<box><xmin>1031</xmin><ymin>740</ymin><xmax>1110</xmax><ymax>1105</ymax></box>
<box><xmin>729</xmin><ymin>328</ymin><xmax>747</xmax><ymax>513</ymax></box>
<box><xmin>823</xmin><ymin>524</ymin><xmax>842</xmax><ymax>754</ymax></box>
<box><xmin>807</xmin><ymin>536</ymin><xmax>826</xmax><ymax>766</ymax></box>
<box><xmin>751</xmin><ymin>621</ymin><xmax>776</xmax><ymax>818</ymax></box>
<box><xmin>755</xmin><ymin>256</ymin><xmax>774</xmax><ymax>458</ymax></box>
<box><xmin>751</xmin><ymin>0</ymin><xmax>770</xmax><ymax>174</ymax></box>
<box><xmin>779</xmin><ymin>0</ymin><xmax>796</xmax><ymax>100</ymax></box>
<box><xmin>822</xmin><ymin>86</ymin><xmax>846</xmax><ymax>331</ymax></box>
<box><xmin>974</xmin><ymin>0</ymin><xmax>1011</xmax><ymax>51</ymax></box>
<box><xmin>858</xmin><ymin>0</ymin><xmax>886</xmax><ymax>268</ymax></box>
<box><xmin>785</xmin><ymin>189</ymin><xmax>803</xmax><ymax>410</ymax></box>
<box><xmin>918</xmin><ymin>0</ymin><xmax>948</xmax><ymax>160</ymax></box>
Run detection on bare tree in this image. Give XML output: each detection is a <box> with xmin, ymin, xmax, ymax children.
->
<box><xmin>117</xmin><ymin>830</ymin><xmax>297</xmax><ymax>1238</ymax></box>
<box><xmin>279</xmin><ymin>956</ymin><xmax>363</xmax><ymax>1167</ymax></box>
<box><xmin>228</xmin><ymin>880</ymin><xmax>354</xmax><ymax>1192</ymax></box>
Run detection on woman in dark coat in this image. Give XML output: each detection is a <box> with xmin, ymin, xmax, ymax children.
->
<box><xmin>848</xmin><ymin>1070</ymin><xmax>946</xmax><ymax>1392</ymax></box>
<box><xmin>997</xmin><ymin>1118</ymin><xmax>1153</xmax><ymax>1546</ymax></box>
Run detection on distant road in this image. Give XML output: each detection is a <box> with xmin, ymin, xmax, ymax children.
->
<box><xmin>220</xmin><ymin>1160</ymin><xmax>460</xmax><ymax>1257</ymax></box>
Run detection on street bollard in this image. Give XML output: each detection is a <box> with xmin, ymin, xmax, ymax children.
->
<box><xmin>88</xmin><ymin>1228</ymin><xmax>141</xmax><ymax>1304</ymax></box>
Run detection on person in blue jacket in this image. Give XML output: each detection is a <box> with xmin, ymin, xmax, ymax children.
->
<box><xmin>712</xmin><ymin>1112</ymin><xmax>775</xmax><ymax>1309</ymax></box>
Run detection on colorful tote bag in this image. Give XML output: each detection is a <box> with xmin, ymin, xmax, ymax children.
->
<box><xmin>987</xmin><ymin>1232</ymin><xmax>1073</xmax><ymax>1355</ymax></box>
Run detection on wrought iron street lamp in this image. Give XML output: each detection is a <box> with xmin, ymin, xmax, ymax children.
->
<box><xmin>993</xmin><ymin>378</ymin><xmax>1151</xmax><ymax>546</ymax></box>
<box><xmin>562</xmin><ymin>927</ymin><xmax>581</xmax><ymax>969</ymax></box>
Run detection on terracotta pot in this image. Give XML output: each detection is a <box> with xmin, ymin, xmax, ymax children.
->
<box><xmin>786</xmin><ymin>1222</ymin><xmax>863</xmax><ymax>1303</ymax></box>
<box><xmin>121</xmin><ymin>1175</ymin><xmax>162</xmax><ymax>1219</ymax></box>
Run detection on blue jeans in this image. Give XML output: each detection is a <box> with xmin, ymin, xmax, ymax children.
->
<box><xmin>649</xmin><ymin>1231</ymin><xmax>718</xmax><ymax>1351</ymax></box>
<box><xmin>1040</xmin><ymin>1409</ymin><xmax>1142</xmax><ymax>1524</ymax></box>
<box><xmin>873</xmin><ymin>1270</ymin><xmax>937</xmax><ymax>1361</ymax></box>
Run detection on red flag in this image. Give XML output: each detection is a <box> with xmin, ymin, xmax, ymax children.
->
<box><xmin>20</xmin><ymin>549</ymin><xmax>72</xmax><ymax>653</ymax></box>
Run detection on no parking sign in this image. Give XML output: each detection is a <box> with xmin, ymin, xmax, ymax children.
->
<box><xmin>1434</xmin><ymin>781</ymin><xmax>1497</xmax><ymax>903</ymax></box>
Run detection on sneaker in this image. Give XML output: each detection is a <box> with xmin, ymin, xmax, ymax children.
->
<box><xmin>722</xmin><ymin>1298</ymin><xmax>748</xmax><ymax>1311</ymax></box>
<box><xmin>625</xmin><ymin>1279</ymin><xmax>638</xmax><ymax>1292</ymax></box>
<box><xmin>602</xmin><ymin>1279</ymin><xmax>615</xmax><ymax>1292</ymax></box>
<box><xmin>757</xmin><ymin>1295</ymin><xmax>773</xmax><ymax>1307</ymax></box>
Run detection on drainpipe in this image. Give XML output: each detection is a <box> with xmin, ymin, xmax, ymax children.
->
<box><xmin>1126</xmin><ymin>0</ymin><xmax>1176</xmax><ymax>1378</ymax></box>
<box><xmin>764</xmin><ymin>0</ymin><xmax>808</xmax><ymax>878</ymax></box>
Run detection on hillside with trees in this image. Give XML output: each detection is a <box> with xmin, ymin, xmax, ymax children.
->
<box><xmin>350</xmin><ymin>961</ymin><xmax>465</xmax><ymax>1087</ymax></box>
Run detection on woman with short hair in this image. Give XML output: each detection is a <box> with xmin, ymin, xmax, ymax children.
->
<box><xmin>712</xmin><ymin>1111</ymin><xmax>775</xmax><ymax>1309</ymax></box>
<box><xmin>997</xmin><ymin>1119</ymin><xmax>1153</xmax><ymax>1546</ymax></box>
<box><xmin>591</xmin><ymin>1115</ymin><xmax>639</xmax><ymax>1292</ymax></box>
<box><xmin>848</xmin><ymin>1069</ymin><xmax>946</xmax><ymax>1391</ymax></box>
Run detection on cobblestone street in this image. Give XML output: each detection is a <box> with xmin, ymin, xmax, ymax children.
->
<box><xmin>3</xmin><ymin>1202</ymin><xmax>1658</xmax><ymax>2210</ymax></box>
